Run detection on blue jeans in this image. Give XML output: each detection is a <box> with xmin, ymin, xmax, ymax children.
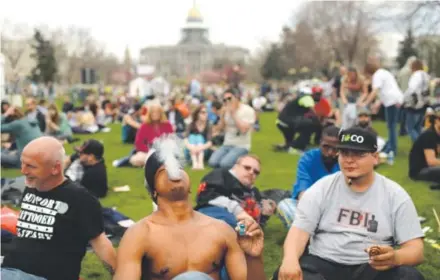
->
<box><xmin>208</xmin><ymin>146</ymin><xmax>248</xmax><ymax>169</ymax></box>
<box><xmin>1</xmin><ymin>268</ymin><xmax>46</xmax><ymax>280</ymax></box>
<box><xmin>383</xmin><ymin>105</ymin><xmax>399</xmax><ymax>155</ymax></box>
<box><xmin>405</xmin><ymin>110</ymin><xmax>425</xmax><ymax>142</ymax></box>
<box><xmin>198</xmin><ymin>206</ymin><xmax>238</xmax><ymax>228</ymax></box>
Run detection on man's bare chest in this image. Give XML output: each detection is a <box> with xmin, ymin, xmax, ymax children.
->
<box><xmin>145</xmin><ymin>227</ymin><xmax>225</xmax><ymax>279</ymax></box>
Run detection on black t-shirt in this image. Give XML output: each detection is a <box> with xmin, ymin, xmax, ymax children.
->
<box><xmin>408</xmin><ymin>129</ymin><xmax>440</xmax><ymax>178</ymax></box>
<box><xmin>81</xmin><ymin>160</ymin><xmax>108</xmax><ymax>198</ymax></box>
<box><xmin>2</xmin><ymin>179</ymin><xmax>104</xmax><ymax>280</ymax></box>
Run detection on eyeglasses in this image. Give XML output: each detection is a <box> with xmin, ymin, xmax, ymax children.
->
<box><xmin>240</xmin><ymin>164</ymin><xmax>260</xmax><ymax>176</ymax></box>
<box><xmin>200</xmin><ymin>110</ymin><xmax>207</xmax><ymax>114</ymax></box>
<box><xmin>223</xmin><ymin>97</ymin><xmax>232</xmax><ymax>103</ymax></box>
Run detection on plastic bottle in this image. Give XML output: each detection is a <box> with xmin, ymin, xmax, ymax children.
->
<box><xmin>387</xmin><ymin>151</ymin><xmax>395</xmax><ymax>165</ymax></box>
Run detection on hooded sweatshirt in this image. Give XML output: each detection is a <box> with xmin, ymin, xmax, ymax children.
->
<box><xmin>1</xmin><ymin>116</ymin><xmax>43</xmax><ymax>154</ymax></box>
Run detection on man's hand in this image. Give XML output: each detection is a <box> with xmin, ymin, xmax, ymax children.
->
<box><xmin>235</xmin><ymin>215</ymin><xmax>264</xmax><ymax>257</ymax></box>
<box><xmin>4</xmin><ymin>106</ymin><xmax>15</xmax><ymax>117</ymax></box>
<box><xmin>278</xmin><ymin>259</ymin><xmax>302</xmax><ymax>280</ymax></box>
<box><xmin>366</xmin><ymin>245</ymin><xmax>399</xmax><ymax>271</ymax></box>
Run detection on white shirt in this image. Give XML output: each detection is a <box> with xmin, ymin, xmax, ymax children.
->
<box><xmin>404</xmin><ymin>70</ymin><xmax>430</xmax><ymax>109</ymax></box>
<box><xmin>372</xmin><ymin>69</ymin><xmax>403</xmax><ymax>107</ymax></box>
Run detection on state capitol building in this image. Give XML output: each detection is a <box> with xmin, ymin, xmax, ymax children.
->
<box><xmin>139</xmin><ymin>2</ymin><xmax>249</xmax><ymax>78</ymax></box>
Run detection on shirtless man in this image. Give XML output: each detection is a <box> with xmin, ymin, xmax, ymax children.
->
<box><xmin>114</xmin><ymin>136</ymin><xmax>265</xmax><ymax>280</ymax></box>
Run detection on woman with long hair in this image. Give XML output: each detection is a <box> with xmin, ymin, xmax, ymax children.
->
<box><xmin>129</xmin><ymin>104</ymin><xmax>174</xmax><ymax>167</ymax></box>
<box><xmin>184</xmin><ymin>105</ymin><xmax>212</xmax><ymax>170</ymax></box>
<box><xmin>340</xmin><ymin>67</ymin><xmax>368</xmax><ymax>129</ymax></box>
<box><xmin>46</xmin><ymin>104</ymin><xmax>74</xmax><ymax>142</ymax></box>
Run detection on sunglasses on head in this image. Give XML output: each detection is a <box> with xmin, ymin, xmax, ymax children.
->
<box><xmin>241</xmin><ymin>164</ymin><xmax>260</xmax><ymax>176</ymax></box>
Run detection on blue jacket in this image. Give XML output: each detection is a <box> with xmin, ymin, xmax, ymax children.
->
<box><xmin>292</xmin><ymin>148</ymin><xmax>340</xmax><ymax>199</ymax></box>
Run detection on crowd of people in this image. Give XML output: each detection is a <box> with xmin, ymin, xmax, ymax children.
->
<box><xmin>0</xmin><ymin>56</ymin><xmax>439</xmax><ymax>280</ymax></box>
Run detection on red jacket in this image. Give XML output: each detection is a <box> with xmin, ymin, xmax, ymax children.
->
<box><xmin>134</xmin><ymin>122</ymin><xmax>174</xmax><ymax>152</ymax></box>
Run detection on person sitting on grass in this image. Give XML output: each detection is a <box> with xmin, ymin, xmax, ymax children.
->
<box><xmin>208</xmin><ymin>88</ymin><xmax>256</xmax><ymax>169</ymax></box>
<box><xmin>121</xmin><ymin>103</ymin><xmax>142</xmax><ymax>144</ymax></box>
<box><xmin>64</xmin><ymin>139</ymin><xmax>109</xmax><ymax>198</ymax></box>
<box><xmin>276</xmin><ymin>125</ymin><xmax>340</xmax><ymax>228</ymax></box>
<box><xmin>113</xmin><ymin>136</ymin><xmax>265</xmax><ymax>280</ymax></box>
<box><xmin>184</xmin><ymin>104</ymin><xmax>213</xmax><ymax>170</ymax></box>
<box><xmin>1</xmin><ymin>137</ymin><xmax>116</xmax><ymax>280</ymax></box>
<box><xmin>1</xmin><ymin>106</ymin><xmax>42</xmax><ymax>168</ymax></box>
<box><xmin>277</xmin><ymin>127</ymin><xmax>425</xmax><ymax>280</ymax></box>
<box><xmin>408</xmin><ymin>106</ymin><xmax>440</xmax><ymax>191</ymax></box>
<box><xmin>45</xmin><ymin>103</ymin><xmax>77</xmax><ymax>143</ymax></box>
<box><xmin>196</xmin><ymin>154</ymin><xmax>277</xmax><ymax>228</ymax></box>
<box><xmin>129</xmin><ymin>104</ymin><xmax>174</xmax><ymax>167</ymax></box>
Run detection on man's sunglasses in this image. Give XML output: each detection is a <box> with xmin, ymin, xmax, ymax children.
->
<box><xmin>241</xmin><ymin>164</ymin><xmax>260</xmax><ymax>176</ymax></box>
<box><xmin>223</xmin><ymin>97</ymin><xmax>232</xmax><ymax>103</ymax></box>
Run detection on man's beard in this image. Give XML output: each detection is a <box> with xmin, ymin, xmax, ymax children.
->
<box><xmin>162</xmin><ymin>187</ymin><xmax>188</xmax><ymax>202</ymax></box>
<box><xmin>358</xmin><ymin>121</ymin><xmax>369</xmax><ymax>128</ymax></box>
<box><xmin>322</xmin><ymin>156</ymin><xmax>338</xmax><ymax>166</ymax></box>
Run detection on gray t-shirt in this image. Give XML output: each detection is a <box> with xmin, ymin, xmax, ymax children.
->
<box><xmin>293</xmin><ymin>172</ymin><xmax>424</xmax><ymax>265</ymax></box>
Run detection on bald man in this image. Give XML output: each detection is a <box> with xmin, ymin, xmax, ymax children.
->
<box><xmin>1</xmin><ymin>137</ymin><xmax>116</xmax><ymax>280</ymax></box>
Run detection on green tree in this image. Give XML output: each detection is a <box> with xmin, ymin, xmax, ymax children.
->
<box><xmin>31</xmin><ymin>29</ymin><xmax>57</xmax><ymax>83</ymax></box>
<box><xmin>396</xmin><ymin>27</ymin><xmax>418</xmax><ymax>69</ymax></box>
<box><xmin>260</xmin><ymin>44</ymin><xmax>286</xmax><ymax>80</ymax></box>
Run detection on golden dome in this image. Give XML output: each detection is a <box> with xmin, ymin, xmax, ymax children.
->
<box><xmin>187</xmin><ymin>3</ymin><xmax>202</xmax><ymax>21</ymax></box>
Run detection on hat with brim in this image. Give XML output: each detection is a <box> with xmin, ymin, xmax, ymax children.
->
<box><xmin>336</xmin><ymin>127</ymin><xmax>377</xmax><ymax>152</ymax></box>
<box><xmin>74</xmin><ymin>139</ymin><xmax>104</xmax><ymax>159</ymax></box>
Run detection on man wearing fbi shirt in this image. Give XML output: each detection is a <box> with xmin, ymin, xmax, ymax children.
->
<box><xmin>277</xmin><ymin>127</ymin><xmax>425</xmax><ymax>280</ymax></box>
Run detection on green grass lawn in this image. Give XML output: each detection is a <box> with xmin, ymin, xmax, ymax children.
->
<box><xmin>2</xmin><ymin>112</ymin><xmax>440</xmax><ymax>279</ymax></box>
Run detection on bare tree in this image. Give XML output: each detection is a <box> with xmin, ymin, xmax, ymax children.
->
<box><xmin>286</xmin><ymin>1</ymin><xmax>378</xmax><ymax>69</ymax></box>
<box><xmin>49</xmin><ymin>26</ymin><xmax>121</xmax><ymax>84</ymax></box>
<box><xmin>374</xmin><ymin>1</ymin><xmax>440</xmax><ymax>35</ymax></box>
<box><xmin>244</xmin><ymin>40</ymin><xmax>272</xmax><ymax>83</ymax></box>
<box><xmin>1</xmin><ymin>20</ymin><xmax>32</xmax><ymax>76</ymax></box>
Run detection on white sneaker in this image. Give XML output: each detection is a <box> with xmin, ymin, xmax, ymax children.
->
<box><xmin>112</xmin><ymin>160</ymin><xmax>119</xmax><ymax>167</ymax></box>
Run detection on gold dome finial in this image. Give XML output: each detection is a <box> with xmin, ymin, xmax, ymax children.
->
<box><xmin>187</xmin><ymin>0</ymin><xmax>202</xmax><ymax>21</ymax></box>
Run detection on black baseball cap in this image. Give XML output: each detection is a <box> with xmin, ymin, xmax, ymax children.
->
<box><xmin>336</xmin><ymin>127</ymin><xmax>377</xmax><ymax>152</ymax></box>
<box><xmin>75</xmin><ymin>139</ymin><xmax>104</xmax><ymax>159</ymax></box>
